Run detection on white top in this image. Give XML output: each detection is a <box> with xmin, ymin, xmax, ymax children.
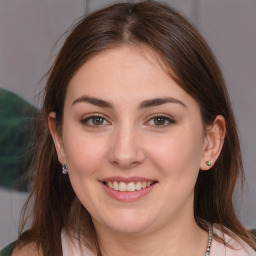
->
<box><xmin>210</xmin><ymin>224</ymin><xmax>256</xmax><ymax>256</ymax></box>
<box><xmin>61</xmin><ymin>231</ymin><xmax>95</xmax><ymax>256</ymax></box>
<box><xmin>61</xmin><ymin>225</ymin><xmax>256</xmax><ymax>256</ymax></box>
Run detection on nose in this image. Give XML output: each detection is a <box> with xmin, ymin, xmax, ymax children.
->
<box><xmin>108</xmin><ymin>123</ymin><xmax>146</xmax><ymax>169</ymax></box>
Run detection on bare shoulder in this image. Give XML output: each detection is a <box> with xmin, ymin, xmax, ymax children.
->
<box><xmin>12</xmin><ymin>243</ymin><xmax>42</xmax><ymax>256</ymax></box>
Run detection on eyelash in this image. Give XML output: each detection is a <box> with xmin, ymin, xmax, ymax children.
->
<box><xmin>81</xmin><ymin>114</ymin><xmax>110</xmax><ymax>127</ymax></box>
<box><xmin>146</xmin><ymin>114</ymin><xmax>175</xmax><ymax>127</ymax></box>
<box><xmin>80</xmin><ymin>114</ymin><xmax>175</xmax><ymax>128</ymax></box>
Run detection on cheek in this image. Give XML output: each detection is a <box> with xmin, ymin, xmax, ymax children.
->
<box><xmin>146</xmin><ymin>131</ymin><xmax>203</xmax><ymax>183</ymax></box>
<box><xmin>62</xmin><ymin>130</ymin><xmax>108</xmax><ymax>213</ymax></box>
<box><xmin>63</xmin><ymin>127</ymin><xmax>108</xmax><ymax>176</ymax></box>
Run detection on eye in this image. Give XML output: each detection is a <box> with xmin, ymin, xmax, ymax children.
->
<box><xmin>81</xmin><ymin>115</ymin><xmax>110</xmax><ymax>127</ymax></box>
<box><xmin>147</xmin><ymin>115</ymin><xmax>175</xmax><ymax>127</ymax></box>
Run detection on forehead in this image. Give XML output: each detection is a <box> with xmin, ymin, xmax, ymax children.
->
<box><xmin>73</xmin><ymin>45</ymin><xmax>170</xmax><ymax>80</ymax></box>
<box><xmin>65</xmin><ymin>45</ymin><xmax>198</xmax><ymax>111</ymax></box>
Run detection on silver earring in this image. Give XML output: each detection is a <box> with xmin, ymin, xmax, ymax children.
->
<box><xmin>62</xmin><ymin>164</ymin><xmax>68</xmax><ymax>174</ymax></box>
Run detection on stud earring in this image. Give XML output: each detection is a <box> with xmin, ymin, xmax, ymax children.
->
<box><xmin>62</xmin><ymin>164</ymin><xmax>68</xmax><ymax>174</ymax></box>
<box><xmin>206</xmin><ymin>160</ymin><xmax>212</xmax><ymax>166</ymax></box>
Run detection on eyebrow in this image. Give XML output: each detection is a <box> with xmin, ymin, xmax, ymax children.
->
<box><xmin>139</xmin><ymin>97</ymin><xmax>187</xmax><ymax>109</ymax></box>
<box><xmin>72</xmin><ymin>96</ymin><xmax>113</xmax><ymax>108</ymax></box>
<box><xmin>72</xmin><ymin>96</ymin><xmax>186</xmax><ymax>109</ymax></box>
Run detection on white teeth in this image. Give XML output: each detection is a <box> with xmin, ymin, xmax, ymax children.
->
<box><xmin>119</xmin><ymin>182</ymin><xmax>127</xmax><ymax>191</ymax></box>
<box><xmin>113</xmin><ymin>181</ymin><xmax>119</xmax><ymax>191</ymax></box>
<box><xmin>135</xmin><ymin>182</ymin><xmax>142</xmax><ymax>191</ymax></box>
<box><xmin>127</xmin><ymin>182</ymin><xmax>136</xmax><ymax>192</ymax></box>
<box><xmin>105</xmin><ymin>181</ymin><xmax>153</xmax><ymax>192</ymax></box>
<box><xmin>107</xmin><ymin>182</ymin><xmax>113</xmax><ymax>189</ymax></box>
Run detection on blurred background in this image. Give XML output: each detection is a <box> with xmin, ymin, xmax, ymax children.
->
<box><xmin>0</xmin><ymin>0</ymin><xmax>255</xmax><ymax>247</ymax></box>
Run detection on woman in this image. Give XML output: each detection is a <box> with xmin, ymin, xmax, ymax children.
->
<box><xmin>1</xmin><ymin>1</ymin><xmax>255</xmax><ymax>256</ymax></box>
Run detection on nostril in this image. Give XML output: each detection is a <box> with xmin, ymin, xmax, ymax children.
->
<box><xmin>111</xmin><ymin>159</ymin><xmax>140</xmax><ymax>169</ymax></box>
<box><xmin>108</xmin><ymin>138</ymin><xmax>146</xmax><ymax>168</ymax></box>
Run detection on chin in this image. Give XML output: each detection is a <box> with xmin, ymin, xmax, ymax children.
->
<box><xmin>94</xmin><ymin>210</ymin><xmax>155</xmax><ymax>235</ymax></box>
<box><xmin>108</xmin><ymin>221</ymin><xmax>152</xmax><ymax>234</ymax></box>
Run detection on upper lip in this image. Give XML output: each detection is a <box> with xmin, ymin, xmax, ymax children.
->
<box><xmin>99</xmin><ymin>176</ymin><xmax>157</xmax><ymax>183</ymax></box>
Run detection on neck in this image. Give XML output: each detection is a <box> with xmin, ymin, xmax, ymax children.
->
<box><xmin>93</xmin><ymin>218</ymin><xmax>208</xmax><ymax>256</ymax></box>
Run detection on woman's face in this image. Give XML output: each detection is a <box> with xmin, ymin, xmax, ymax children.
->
<box><xmin>51</xmin><ymin>46</ymin><xmax>212</xmax><ymax>235</ymax></box>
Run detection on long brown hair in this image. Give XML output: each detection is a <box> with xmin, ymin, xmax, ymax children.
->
<box><xmin>18</xmin><ymin>1</ymin><xmax>255</xmax><ymax>255</ymax></box>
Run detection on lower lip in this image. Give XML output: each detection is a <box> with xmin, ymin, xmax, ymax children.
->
<box><xmin>101</xmin><ymin>182</ymin><xmax>156</xmax><ymax>201</ymax></box>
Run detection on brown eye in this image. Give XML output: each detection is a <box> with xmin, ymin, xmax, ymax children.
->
<box><xmin>92</xmin><ymin>116</ymin><xmax>104</xmax><ymax>125</ymax></box>
<box><xmin>154</xmin><ymin>117</ymin><xmax>167</xmax><ymax>125</ymax></box>
<box><xmin>147</xmin><ymin>115</ymin><xmax>175</xmax><ymax>127</ymax></box>
<box><xmin>81</xmin><ymin>115</ymin><xmax>110</xmax><ymax>127</ymax></box>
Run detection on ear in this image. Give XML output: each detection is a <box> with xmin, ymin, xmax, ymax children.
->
<box><xmin>48</xmin><ymin>112</ymin><xmax>67</xmax><ymax>164</ymax></box>
<box><xmin>200</xmin><ymin>115</ymin><xmax>226</xmax><ymax>170</ymax></box>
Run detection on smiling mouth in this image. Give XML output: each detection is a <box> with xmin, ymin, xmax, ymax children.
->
<box><xmin>103</xmin><ymin>181</ymin><xmax>156</xmax><ymax>192</ymax></box>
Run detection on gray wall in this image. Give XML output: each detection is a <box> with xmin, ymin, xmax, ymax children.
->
<box><xmin>0</xmin><ymin>0</ymin><xmax>255</xmax><ymax>247</ymax></box>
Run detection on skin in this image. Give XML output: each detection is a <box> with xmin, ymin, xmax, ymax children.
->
<box><xmin>49</xmin><ymin>45</ymin><xmax>225</xmax><ymax>256</ymax></box>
